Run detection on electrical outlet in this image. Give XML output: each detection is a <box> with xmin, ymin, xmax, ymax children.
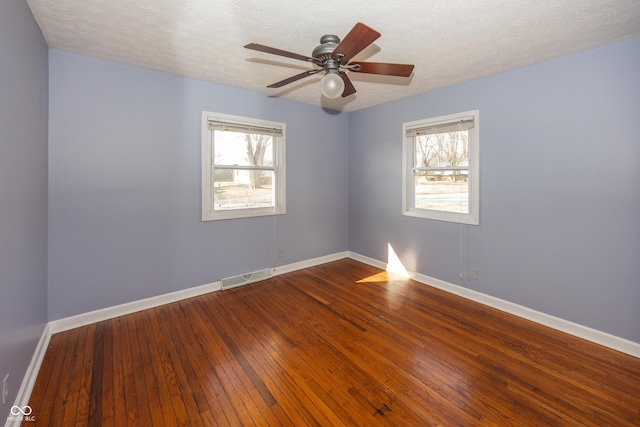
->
<box><xmin>278</xmin><ymin>248</ymin><xmax>284</xmax><ymax>257</ymax></box>
<box><xmin>2</xmin><ymin>374</ymin><xmax>8</xmax><ymax>405</ymax></box>
<box><xmin>470</xmin><ymin>269</ymin><xmax>478</xmax><ymax>280</ymax></box>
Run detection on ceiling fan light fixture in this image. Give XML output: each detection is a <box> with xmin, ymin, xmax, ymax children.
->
<box><xmin>245</xmin><ymin>23</ymin><xmax>414</xmax><ymax>100</ymax></box>
<box><xmin>320</xmin><ymin>70</ymin><xmax>344</xmax><ymax>99</ymax></box>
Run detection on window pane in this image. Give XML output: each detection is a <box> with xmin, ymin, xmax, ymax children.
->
<box><xmin>415</xmin><ymin>131</ymin><xmax>469</xmax><ymax>168</ymax></box>
<box><xmin>213</xmin><ymin>169</ymin><xmax>274</xmax><ymax>210</ymax></box>
<box><xmin>414</xmin><ymin>170</ymin><xmax>469</xmax><ymax>213</ymax></box>
<box><xmin>203</xmin><ymin>111</ymin><xmax>286</xmax><ymax>221</ymax></box>
<box><xmin>214</xmin><ymin>131</ymin><xmax>274</xmax><ymax>167</ymax></box>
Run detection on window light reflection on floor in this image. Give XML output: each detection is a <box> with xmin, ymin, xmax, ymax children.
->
<box><xmin>355</xmin><ymin>244</ymin><xmax>410</xmax><ymax>283</ymax></box>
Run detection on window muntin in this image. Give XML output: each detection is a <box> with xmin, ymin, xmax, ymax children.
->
<box><xmin>202</xmin><ymin>112</ymin><xmax>285</xmax><ymax>221</ymax></box>
<box><xmin>403</xmin><ymin>110</ymin><xmax>479</xmax><ymax>225</ymax></box>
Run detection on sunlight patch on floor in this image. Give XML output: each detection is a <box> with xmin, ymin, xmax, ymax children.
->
<box><xmin>356</xmin><ymin>271</ymin><xmax>390</xmax><ymax>283</ymax></box>
<box><xmin>355</xmin><ymin>244</ymin><xmax>410</xmax><ymax>284</ymax></box>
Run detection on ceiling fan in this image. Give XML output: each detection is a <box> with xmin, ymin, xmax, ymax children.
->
<box><xmin>244</xmin><ymin>23</ymin><xmax>415</xmax><ymax>99</ymax></box>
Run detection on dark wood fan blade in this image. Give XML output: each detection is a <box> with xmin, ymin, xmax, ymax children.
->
<box><xmin>350</xmin><ymin>62</ymin><xmax>414</xmax><ymax>77</ymax></box>
<box><xmin>245</xmin><ymin>43</ymin><xmax>318</xmax><ymax>62</ymax></box>
<box><xmin>332</xmin><ymin>22</ymin><xmax>381</xmax><ymax>62</ymax></box>
<box><xmin>267</xmin><ymin>70</ymin><xmax>320</xmax><ymax>88</ymax></box>
<box><xmin>340</xmin><ymin>72</ymin><xmax>357</xmax><ymax>97</ymax></box>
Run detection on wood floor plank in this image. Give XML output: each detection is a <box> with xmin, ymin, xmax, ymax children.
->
<box><xmin>185</xmin><ymin>298</ymin><xmax>252</xmax><ymax>426</ymax></box>
<box><xmin>203</xmin><ymin>291</ymin><xmax>339</xmax><ymax>426</ymax></box>
<box><xmin>30</xmin><ymin>333</ymin><xmax>64</xmax><ymax>425</ymax></box>
<box><xmin>128</xmin><ymin>314</ymin><xmax>155</xmax><ymax>427</ymax></box>
<box><xmin>177</xmin><ymin>333</ymin><xmax>236</xmax><ymax>425</ymax></box>
<box><xmin>59</xmin><ymin>324</ymin><xmax>88</xmax><ymax>425</ymax></box>
<box><xmin>27</xmin><ymin>258</ymin><xmax>640</xmax><ymax>426</ymax></box>
<box><xmin>193</xmin><ymin>296</ymin><xmax>283</xmax><ymax>426</ymax></box>
<box><xmin>131</xmin><ymin>311</ymin><xmax>168</xmax><ymax>427</ymax></box>
<box><xmin>210</xmin><ymin>293</ymin><xmax>348</xmax><ymax>426</ymax></box>
<box><xmin>281</xmin><ymin>272</ymin><xmax>476</xmax><ymax>424</ymax></box>
<box><xmin>137</xmin><ymin>309</ymin><xmax>180</xmax><ymax>427</ymax></box>
<box><xmin>145</xmin><ymin>306</ymin><xmax>191</xmax><ymax>426</ymax></box>
<box><xmin>110</xmin><ymin>317</ymin><xmax>128</xmax><ymax>427</ymax></box>
<box><xmin>236</xmin><ymin>279</ymin><xmax>431</xmax><ymax>426</ymax></box>
<box><xmin>47</xmin><ymin>326</ymin><xmax>82</xmax><ymax>427</ymax></box>
<box><xmin>160</xmin><ymin>308</ymin><xmax>208</xmax><ymax>427</ymax></box>
<box><xmin>96</xmin><ymin>319</ymin><xmax>114</xmax><ymax>427</ymax></box>
<box><xmin>230</xmin><ymin>294</ymin><xmax>381</xmax><ymax>426</ymax></box>
<box><xmin>297</xmin><ymin>262</ymin><xmax>640</xmax><ymax>424</ymax></box>
<box><xmin>71</xmin><ymin>322</ymin><xmax>96</xmax><ymax>427</ymax></box>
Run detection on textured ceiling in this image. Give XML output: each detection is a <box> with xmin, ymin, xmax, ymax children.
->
<box><xmin>27</xmin><ymin>0</ymin><xmax>640</xmax><ymax>112</ymax></box>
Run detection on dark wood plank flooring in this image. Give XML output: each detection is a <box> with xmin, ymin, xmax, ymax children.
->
<box><xmin>27</xmin><ymin>258</ymin><xmax>640</xmax><ymax>426</ymax></box>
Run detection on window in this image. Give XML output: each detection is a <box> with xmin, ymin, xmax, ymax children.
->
<box><xmin>402</xmin><ymin>110</ymin><xmax>479</xmax><ymax>225</ymax></box>
<box><xmin>202</xmin><ymin>111</ymin><xmax>285</xmax><ymax>221</ymax></box>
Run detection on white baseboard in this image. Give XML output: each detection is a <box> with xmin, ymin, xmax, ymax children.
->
<box><xmin>48</xmin><ymin>250</ymin><xmax>640</xmax><ymax>356</ymax></box>
<box><xmin>49</xmin><ymin>280</ymin><xmax>222</xmax><ymax>334</ymax></box>
<box><xmin>49</xmin><ymin>251</ymin><xmax>350</xmax><ymax>334</ymax></box>
<box><xmin>11</xmin><ymin>249</ymin><xmax>639</xmax><ymax>424</ymax></box>
<box><xmin>347</xmin><ymin>251</ymin><xmax>640</xmax><ymax>358</ymax></box>
<box><xmin>5</xmin><ymin>323</ymin><xmax>51</xmax><ymax>427</ymax></box>
<box><xmin>272</xmin><ymin>251</ymin><xmax>349</xmax><ymax>276</ymax></box>
<box><xmin>348</xmin><ymin>251</ymin><xmax>387</xmax><ymax>270</ymax></box>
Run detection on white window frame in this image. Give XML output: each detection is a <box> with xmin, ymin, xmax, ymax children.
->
<box><xmin>202</xmin><ymin>111</ymin><xmax>286</xmax><ymax>221</ymax></box>
<box><xmin>402</xmin><ymin>110</ymin><xmax>479</xmax><ymax>225</ymax></box>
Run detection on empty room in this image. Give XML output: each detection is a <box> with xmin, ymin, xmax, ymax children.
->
<box><xmin>2</xmin><ymin>0</ymin><xmax>640</xmax><ymax>425</ymax></box>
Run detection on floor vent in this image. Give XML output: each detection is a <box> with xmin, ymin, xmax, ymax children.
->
<box><xmin>221</xmin><ymin>268</ymin><xmax>272</xmax><ymax>290</ymax></box>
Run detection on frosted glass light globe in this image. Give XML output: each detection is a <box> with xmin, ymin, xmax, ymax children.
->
<box><xmin>320</xmin><ymin>71</ymin><xmax>345</xmax><ymax>99</ymax></box>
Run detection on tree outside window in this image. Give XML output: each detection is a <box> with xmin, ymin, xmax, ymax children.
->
<box><xmin>403</xmin><ymin>110</ymin><xmax>479</xmax><ymax>225</ymax></box>
<box><xmin>202</xmin><ymin>112</ymin><xmax>285</xmax><ymax>221</ymax></box>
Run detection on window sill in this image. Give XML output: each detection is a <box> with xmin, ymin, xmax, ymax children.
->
<box><xmin>202</xmin><ymin>207</ymin><xmax>286</xmax><ymax>221</ymax></box>
<box><xmin>403</xmin><ymin>208</ymin><xmax>479</xmax><ymax>225</ymax></box>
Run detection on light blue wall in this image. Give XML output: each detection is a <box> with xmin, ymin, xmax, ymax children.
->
<box><xmin>0</xmin><ymin>0</ymin><xmax>49</xmax><ymax>416</ymax></box>
<box><xmin>2</xmin><ymin>6</ymin><xmax>636</xmax><ymax>417</ymax></box>
<box><xmin>349</xmin><ymin>37</ymin><xmax>640</xmax><ymax>342</ymax></box>
<box><xmin>47</xmin><ymin>37</ymin><xmax>640</xmax><ymax>342</ymax></box>
<box><xmin>48</xmin><ymin>50</ymin><xmax>349</xmax><ymax>320</ymax></box>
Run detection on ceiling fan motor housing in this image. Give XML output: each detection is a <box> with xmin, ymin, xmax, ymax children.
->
<box><xmin>312</xmin><ymin>35</ymin><xmax>340</xmax><ymax>60</ymax></box>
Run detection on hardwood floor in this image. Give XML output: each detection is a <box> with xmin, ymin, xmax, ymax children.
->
<box><xmin>27</xmin><ymin>258</ymin><xmax>640</xmax><ymax>426</ymax></box>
